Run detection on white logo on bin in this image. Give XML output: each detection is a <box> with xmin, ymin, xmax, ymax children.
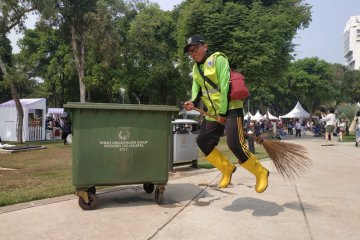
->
<box><xmin>118</xmin><ymin>129</ymin><xmax>130</xmax><ymax>141</ymax></box>
<box><xmin>99</xmin><ymin>127</ymin><xmax>149</xmax><ymax>152</ymax></box>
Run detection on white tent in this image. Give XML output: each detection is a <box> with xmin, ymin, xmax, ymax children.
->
<box><xmin>0</xmin><ymin>98</ymin><xmax>46</xmax><ymax>142</ymax></box>
<box><xmin>264</xmin><ymin>111</ymin><xmax>278</xmax><ymax>120</ymax></box>
<box><xmin>279</xmin><ymin>101</ymin><xmax>310</xmax><ymax>119</ymax></box>
<box><xmin>244</xmin><ymin>112</ymin><xmax>253</xmax><ymax>120</ymax></box>
<box><xmin>251</xmin><ymin>110</ymin><xmax>265</xmax><ymax>121</ymax></box>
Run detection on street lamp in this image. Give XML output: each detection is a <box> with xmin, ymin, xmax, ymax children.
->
<box><xmin>120</xmin><ymin>87</ymin><xmax>125</xmax><ymax>104</ymax></box>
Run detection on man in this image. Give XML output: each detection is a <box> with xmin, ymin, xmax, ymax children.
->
<box><xmin>183</xmin><ymin>34</ymin><xmax>269</xmax><ymax>193</ymax></box>
<box><xmin>320</xmin><ymin>107</ymin><xmax>336</xmax><ymax>146</ymax></box>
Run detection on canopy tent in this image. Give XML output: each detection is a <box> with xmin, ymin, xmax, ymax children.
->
<box><xmin>251</xmin><ymin>110</ymin><xmax>265</xmax><ymax>121</ymax></box>
<box><xmin>47</xmin><ymin>107</ymin><xmax>67</xmax><ymax>118</ymax></box>
<box><xmin>264</xmin><ymin>111</ymin><xmax>279</xmax><ymax>120</ymax></box>
<box><xmin>244</xmin><ymin>112</ymin><xmax>253</xmax><ymax>120</ymax></box>
<box><xmin>48</xmin><ymin>108</ymin><xmax>64</xmax><ymax>114</ymax></box>
<box><xmin>280</xmin><ymin>101</ymin><xmax>310</xmax><ymax>119</ymax></box>
<box><xmin>0</xmin><ymin>98</ymin><xmax>46</xmax><ymax>142</ymax></box>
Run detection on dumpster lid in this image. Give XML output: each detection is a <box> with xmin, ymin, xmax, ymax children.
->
<box><xmin>64</xmin><ymin>102</ymin><xmax>178</xmax><ymax>112</ymax></box>
<box><xmin>172</xmin><ymin>119</ymin><xmax>199</xmax><ymax>125</ymax></box>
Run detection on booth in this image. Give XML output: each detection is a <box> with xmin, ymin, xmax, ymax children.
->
<box><xmin>251</xmin><ymin>110</ymin><xmax>265</xmax><ymax>121</ymax></box>
<box><xmin>279</xmin><ymin>101</ymin><xmax>310</xmax><ymax>119</ymax></box>
<box><xmin>0</xmin><ymin>98</ymin><xmax>46</xmax><ymax>142</ymax></box>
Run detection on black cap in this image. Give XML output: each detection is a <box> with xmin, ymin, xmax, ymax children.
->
<box><xmin>183</xmin><ymin>34</ymin><xmax>206</xmax><ymax>53</ymax></box>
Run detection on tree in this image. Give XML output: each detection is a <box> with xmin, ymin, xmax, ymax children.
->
<box><xmin>17</xmin><ymin>26</ymin><xmax>78</xmax><ymax>106</ymax></box>
<box><xmin>343</xmin><ymin>69</ymin><xmax>360</xmax><ymax>103</ymax></box>
<box><xmin>126</xmin><ymin>4</ymin><xmax>185</xmax><ymax>104</ymax></box>
<box><xmin>284</xmin><ymin>57</ymin><xmax>336</xmax><ymax>116</ymax></box>
<box><xmin>175</xmin><ymin>0</ymin><xmax>311</xmax><ymax>110</ymax></box>
<box><xmin>54</xmin><ymin>0</ymin><xmax>98</xmax><ymax>102</ymax></box>
<box><xmin>0</xmin><ymin>0</ymin><xmax>39</xmax><ymax>143</ymax></box>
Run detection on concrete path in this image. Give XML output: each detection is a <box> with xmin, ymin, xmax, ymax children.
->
<box><xmin>1</xmin><ymin>135</ymin><xmax>359</xmax><ymax>240</ymax></box>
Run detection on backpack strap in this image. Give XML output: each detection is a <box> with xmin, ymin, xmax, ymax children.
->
<box><xmin>196</xmin><ymin>64</ymin><xmax>220</xmax><ymax>92</ymax></box>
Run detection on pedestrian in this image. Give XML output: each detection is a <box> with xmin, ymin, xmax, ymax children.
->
<box><xmin>183</xmin><ymin>34</ymin><xmax>269</xmax><ymax>193</ymax></box>
<box><xmin>287</xmin><ymin>121</ymin><xmax>293</xmax><ymax>135</ymax></box>
<box><xmin>355</xmin><ymin>110</ymin><xmax>360</xmax><ymax>147</ymax></box>
<box><xmin>320</xmin><ymin>107</ymin><xmax>337</xmax><ymax>146</ymax></box>
<box><xmin>337</xmin><ymin>119</ymin><xmax>346</xmax><ymax>142</ymax></box>
<box><xmin>60</xmin><ymin>116</ymin><xmax>71</xmax><ymax>145</ymax></box>
<box><xmin>295</xmin><ymin>120</ymin><xmax>301</xmax><ymax>137</ymax></box>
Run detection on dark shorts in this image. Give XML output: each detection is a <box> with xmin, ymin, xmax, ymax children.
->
<box><xmin>326</xmin><ymin>125</ymin><xmax>335</xmax><ymax>133</ymax></box>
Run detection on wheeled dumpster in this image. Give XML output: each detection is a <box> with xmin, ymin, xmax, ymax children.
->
<box><xmin>64</xmin><ymin>102</ymin><xmax>178</xmax><ymax>210</ymax></box>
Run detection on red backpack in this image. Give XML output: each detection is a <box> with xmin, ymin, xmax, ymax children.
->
<box><xmin>229</xmin><ymin>70</ymin><xmax>249</xmax><ymax>100</ymax></box>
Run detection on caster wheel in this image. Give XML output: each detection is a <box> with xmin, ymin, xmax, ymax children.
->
<box><xmin>191</xmin><ymin>160</ymin><xmax>198</xmax><ymax>168</ymax></box>
<box><xmin>78</xmin><ymin>192</ymin><xmax>97</xmax><ymax>210</ymax></box>
<box><xmin>143</xmin><ymin>183</ymin><xmax>155</xmax><ymax>194</ymax></box>
<box><xmin>88</xmin><ymin>186</ymin><xmax>96</xmax><ymax>194</ymax></box>
<box><xmin>155</xmin><ymin>187</ymin><xmax>164</xmax><ymax>204</ymax></box>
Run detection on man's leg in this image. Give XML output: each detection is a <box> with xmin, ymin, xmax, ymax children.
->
<box><xmin>197</xmin><ymin>120</ymin><xmax>236</xmax><ymax>188</ymax></box>
<box><xmin>226</xmin><ymin>117</ymin><xmax>269</xmax><ymax>193</ymax></box>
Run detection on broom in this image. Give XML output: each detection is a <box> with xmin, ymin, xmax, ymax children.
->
<box><xmin>192</xmin><ymin>107</ymin><xmax>312</xmax><ymax>180</ymax></box>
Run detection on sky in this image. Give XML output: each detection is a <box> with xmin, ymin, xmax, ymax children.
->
<box><xmin>9</xmin><ymin>0</ymin><xmax>360</xmax><ymax>65</ymax></box>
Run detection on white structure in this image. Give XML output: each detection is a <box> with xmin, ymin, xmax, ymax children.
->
<box><xmin>0</xmin><ymin>98</ymin><xmax>46</xmax><ymax>142</ymax></box>
<box><xmin>344</xmin><ymin>16</ymin><xmax>360</xmax><ymax>70</ymax></box>
<box><xmin>264</xmin><ymin>111</ymin><xmax>278</xmax><ymax>120</ymax></box>
<box><xmin>244</xmin><ymin>112</ymin><xmax>253</xmax><ymax>120</ymax></box>
<box><xmin>251</xmin><ymin>110</ymin><xmax>265</xmax><ymax>121</ymax></box>
<box><xmin>280</xmin><ymin>101</ymin><xmax>310</xmax><ymax>119</ymax></box>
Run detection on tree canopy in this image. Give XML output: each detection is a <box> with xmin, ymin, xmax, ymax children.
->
<box><xmin>1</xmin><ymin>0</ymin><xmax>359</xmax><ymax>118</ymax></box>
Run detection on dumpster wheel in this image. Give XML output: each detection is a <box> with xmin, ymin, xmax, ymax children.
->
<box><xmin>143</xmin><ymin>183</ymin><xmax>155</xmax><ymax>194</ymax></box>
<box><xmin>155</xmin><ymin>185</ymin><xmax>165</xmax><ymax>204</ymax></box>
<box><xmin>78</xmin><ymin>192</ymin><xmax>97</xmax><ymax>210</ymax></box>
<box><xmin>88</xmin><ymin>186</ymin><xmax>96</xmax><ymax>194</ymax></box>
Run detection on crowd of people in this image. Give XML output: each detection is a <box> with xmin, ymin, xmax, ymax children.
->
<box><xmin>244</xmin><ymin>110</ymin><xmax>359</xmax><ymax>147</ymax></box>
<box><xmin>45</xmin><ymin>113</ymin><xmax>71</xmax><ymax>144</ymax></box>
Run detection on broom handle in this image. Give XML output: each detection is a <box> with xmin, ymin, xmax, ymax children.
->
<box><xmin>191</xmin><ymin>107</ymin><xmax>262</xmax><ymax>142</ymax></box>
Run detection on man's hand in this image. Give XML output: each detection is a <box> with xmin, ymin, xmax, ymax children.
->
<box><xmin>184</xmin><ymin>101</ymin><xmax>194</xmax><ymax>111</ymax></box>
<box><xmin>217</xmin><ymin>116</ymin><xmax>226</xmax><ymax>125</ymax></box>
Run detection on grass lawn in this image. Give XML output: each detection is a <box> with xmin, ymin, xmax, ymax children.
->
<box><xmin>0</xmin><ymin>137</ymin><xmax>268</xmax><ymax>207</ymax></box>
<box><xmin>0</xmin><ymin>141</ymin><xmax>73</xmax><ymax>207</ymax></box>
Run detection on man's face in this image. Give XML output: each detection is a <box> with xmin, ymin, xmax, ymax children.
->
<box><xmin>187</xmin><ymin>43</ymin><xmax>207</xmax><ymax>62</ymax></box>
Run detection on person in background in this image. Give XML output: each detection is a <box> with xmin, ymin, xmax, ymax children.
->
<box><xmin>183</xmin><ymin>34</ymin><xmax>269</xmax><ymax>193</ymax></box>
<box><xmin>60</xmin><ymin>116</ymin><xmax>71</xmax><ymax>145</ymax></box>
<box><xmin>287</xmin><ymin>121</ymin><xmax>293</xmax><ymax>135</ymax></box>
<box><xmin>355</xmin><ymin>110</ymin><xmax>360</xmax><ymax>147</ymax></box>
<box><xmin>295</xmin><ymin>120</ymin><xmax>301</xmax><ymax>137</ymax></box>
<box><xmin>320</xmin><ymin>107</ymin><xmax>337</xmax><ymax>146</ymax></box>
<box><xmin>337</xmin><ymin>119</ymin><xmax>346</xmax><ymax>142</ymax></box>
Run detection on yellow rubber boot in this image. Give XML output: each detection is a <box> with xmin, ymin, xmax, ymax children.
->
<box><xmin>205</xmin><ymin>148</ymin><xmax>236</xmax><ymax>188</ymax></box>
<box><xmin>241</xmin><ymin>155</ymin><xmax>269</xmax><ymax>193</ymax></box>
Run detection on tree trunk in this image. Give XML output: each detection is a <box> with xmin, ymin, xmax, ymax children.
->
<box><xmin>0</xmin><ymin>57</ymin><xmax>24</xmax><ymax>143</ymax></box>
<box><xmin>71</xmin><ymin>24</ymin><xmax>86</xmax><ymax>103</ymax></box>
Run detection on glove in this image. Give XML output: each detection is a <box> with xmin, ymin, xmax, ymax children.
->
<box><xmin>184</xmin><ymin>101</ymin><xmax>194</xmax><ymax>111</ymax></box>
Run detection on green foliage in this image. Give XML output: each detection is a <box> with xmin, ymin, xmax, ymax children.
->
<box><xmin>176</xmin><ymin>0</ymin><xmax>311</xmax><ymax>109</ymax></box>
<box><xmin>17</xmin><ymin>26</ymin><xmax>78</xmax><ymax>106</ymax></box>
<box><xmin>337</xmin><ymin>103</ymin><xmax>360</xmax><ymax>121</ymax></box>
<box><xmin>2</xmin><ymin>0</ymin><xmax>358</xmax><ymax>117</ymax></box>
<box><xmin>284</xmin><ymin>57</ymin><xmax>336</xmax><ymax>114</ymax></box>
<box><xmin>127</xmin><ymin>4</ymin><xmax>185</xmax><ymax>104</ymax></box>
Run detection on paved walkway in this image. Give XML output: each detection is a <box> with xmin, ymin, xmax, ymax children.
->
<box><xmin>1</xmin><ymin>135</ymin><xmax>359</xmax><ymax>240</ymax></box>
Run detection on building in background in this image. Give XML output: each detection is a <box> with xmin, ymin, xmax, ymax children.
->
<box><xmin>344</xmin><ymin>16</ymin><xmax>360</xmax><ymax>70</ymax></box>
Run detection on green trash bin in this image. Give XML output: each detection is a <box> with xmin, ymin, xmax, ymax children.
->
<box><xmin>64</xmin><ymin>102</ymin><xmax>178</xmax><ymax>210</ymax></box>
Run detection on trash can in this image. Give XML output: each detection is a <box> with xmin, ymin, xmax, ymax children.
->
<box><xmin>171</xmin><ymin>119</ymin><xmax>199</xmax><ymax>169</ymax></box>
<box><xmin>64</xmin><ymin>102</ymin><xmax>178</xmax><ymax>210</ymax></box>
